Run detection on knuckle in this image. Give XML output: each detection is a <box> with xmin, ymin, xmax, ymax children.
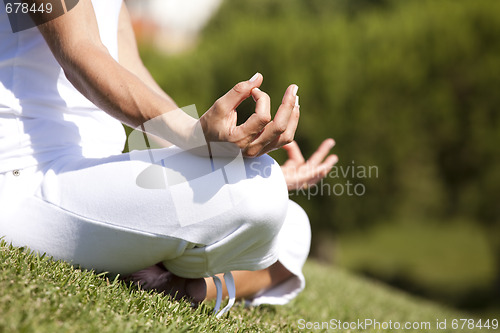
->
<box><xmin>261</xmin><ymin>91</ymin><xmax>271</xmax><ymax>103</ymax></box>
<box><xmin>244</xmin><ymin>146</ymin><xmax>260</xmax><ymax>158</ymax></box>
<box><xmin>273</xmin><ymin>121</ymin><xmax>287</xmax><ymax>134</ymax></box>
<box><xmin>233</xmin><ymin>82</ymin><xmax>248</xmax><ymax>95</ymax></box>
<box><xmin>282</xmin><ymin>94</ymin><xmax>295</xmax><ymax>108</ymax></box>
<box><xmin>285</xmin><ymin>99</ymin><xmax>295</xmax><ymax>108</ymax></box>
<box><xmin>214</xmin><ymin>98</ymin><xmax>226</xmax><ymax>111</ymax></box>
<box><xmin>293</xmin><ymin>108</ymin><xmax>300</xmax><ymax>119</ymax></box>
<box><xmin>257</xmin><ymin>113</ymin><xmax>271</xmax><ymax>126</ymax></box>
<box><xmin>282</xmin><ymin>133</ymin><xmax>295</xmax><ymax>145</ymax></box>
<box><xmin>226</xmin><ymin>135</ymin><xmax>238</xmax><ymax>144</ymax></box>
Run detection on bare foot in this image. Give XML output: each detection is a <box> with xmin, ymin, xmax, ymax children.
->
<box><xmin>204</xmin><ymin>261</ymin><xmax>293</xmax><ymax>300</ymax></box>
<box><xmin>125</xmin><ymin>261</ymin><xmax>293</xmax><ymax>303</ymax></box>
<box><xmin>123</xmin><ymin>263</ymin><xmax>207</xmax><ymax>303</ymax></box>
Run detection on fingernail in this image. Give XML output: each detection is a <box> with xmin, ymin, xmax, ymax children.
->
<box><xmin>254</xmin><ymin>87</ymin><xmax>261</xmax><ymax>92</ymax></box>
<box><xmin>295</xmin><ymin>95</ymin><xmax>299</xmax><ymax>107</ymax></box>
<box><xmin>249</xmin><ymin>72</ymin><xmax>260</xmax><ymax>82</ymax></box>
<box><xmin>292</xmin><ymin>85</ymin><xmax>299</xmax><ymax>96</ymax></box>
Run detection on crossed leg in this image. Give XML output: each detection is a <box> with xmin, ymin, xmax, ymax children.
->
<box><xmin>124</xmin><ymin>261</ymin><xmax>293</xmax><ymax>303</ymax></box>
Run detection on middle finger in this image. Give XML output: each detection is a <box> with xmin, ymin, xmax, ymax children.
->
<box><xmin>307</xmin><ymin>139</ymin><xmax>336</xmax><ymax>166</ymax></box>
<box><xmin>244</xmin><ymin>85</ymin><xmax>298</xmax><ymax>156</ymax></box>
<box><xmin>257</xmin><ymin>101</ymin><xmax>300</xmax><ymax>156</ymax></box>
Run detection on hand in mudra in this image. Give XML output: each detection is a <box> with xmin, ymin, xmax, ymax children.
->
<box><xmin>200</xmin><ymin>73</ymin><xmax>299</xmax><ymax>158</ymax></box>
<box><xmin>281</xmin><ymin>139</ymin><xmax>338</xmax><ymax>191</ymax></box>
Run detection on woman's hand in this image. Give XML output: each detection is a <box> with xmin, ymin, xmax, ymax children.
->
<box><xmin>281</xmin><ymin>139</ymin><xmax>338</xmax><ymax>191</ymax></box>
<box><xmin>199</xmin><ymin>73</ymin><xmax>300</xmax><ymax>158</ymax></box>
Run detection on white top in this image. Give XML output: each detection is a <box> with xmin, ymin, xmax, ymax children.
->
<box><xmin>0</xmin><ymin>0</ymin><xmax>126</xmax><ymax>173</ymax></box>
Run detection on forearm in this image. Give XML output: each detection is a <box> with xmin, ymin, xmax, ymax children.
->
<box><xmin>63</xmin><ymin>44</ymin><xmax>167</xmax><ymax>126</ymax></box>
<box><xmin>36</xmin><ymin>0</ymin><xmax>198</xmax><ymax>149</ymax></box>
<box><xmin>116</xmin><ymin>2</ymin><xmax>178</xmax><ymax>109</ymax></box>
<box><xmin>64</xmin><ymin>43</ymin><xmax>200</xmax><ymax>149</ymax></box>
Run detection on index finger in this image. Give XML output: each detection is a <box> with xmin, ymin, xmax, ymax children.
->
<box><xmin>217</xmin><ymin>73</ymin><xmax>264</xmax><ymax>112</ymax></box>
<box><xmin>268</xmin><ymin>84</ymin><xmax>298</xmax><ymax>136</ymax></box>
<box><xmin>307</xmin><ymin>139</ymin><xmax>336</xmax><ymax>166</ymax></box>
<box><xmin>233</xmin><ymin>87</ymin><xmax>271</xmax><ymax>145</ymax></box>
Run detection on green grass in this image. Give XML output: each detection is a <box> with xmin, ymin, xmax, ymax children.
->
<box><xmin>1</xmin><ymin>240</ymin><xmax>496</xmax><ymax>333</ymax></box>
<box><xmin>336</xmin><ymin>221</ymin><xmax>497</xmax><ymax>309</ymax></box>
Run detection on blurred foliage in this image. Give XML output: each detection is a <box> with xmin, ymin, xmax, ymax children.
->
<box><xmin>337</xmin><ymin>220</ymin><xmax>496</xmax><ymax>309</ymax></box>
<box><xmin>142</xmin><ymin>0</ymin><xmax>500</xmax><ymax>227</ymax></box>
<box><xmin>139</xmin><ymin>0</ymin><xmax>500</xmax><ymax>297</ymax></box>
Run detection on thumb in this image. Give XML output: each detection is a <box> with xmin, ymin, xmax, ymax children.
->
<box><xmin>219</xmin><ymin>73</ymin><xmax>263</xmax><ymax>110</ymax></box>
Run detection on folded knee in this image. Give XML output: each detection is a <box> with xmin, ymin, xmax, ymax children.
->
<box><xmin>239</xmin><ymin>154</ymin><xmax>289</xmax><ymax>239</ymax></box>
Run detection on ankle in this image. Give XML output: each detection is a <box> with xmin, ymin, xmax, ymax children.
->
<box><xmin>185</xmin><ymin>278</ymin><xmax>207</xmax><ymax>303</ymax></box>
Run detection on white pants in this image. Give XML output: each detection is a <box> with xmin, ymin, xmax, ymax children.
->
<box><xmin>0</xmin><ymin>147</ymin><xmax>311</xmax><ymax>304</ymax></box>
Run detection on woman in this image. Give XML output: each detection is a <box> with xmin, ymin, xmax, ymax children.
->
<box><xmin>0</xmin><ymin>0</ymin><xmax>337</xmax><ymax>314</ymax></box>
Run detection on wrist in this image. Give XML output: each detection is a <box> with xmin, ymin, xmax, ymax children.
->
<box><xmin>141</xmin><ymin>105</ymin><xmax>208</xmax><ymax>153</ymax></box>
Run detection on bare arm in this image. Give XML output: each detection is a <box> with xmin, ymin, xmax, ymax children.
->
<box><xmin>117</xmin><ymin>3</ymin><xmax>176</xmax><ymax>106</ymax></box>
<box><xmin>116</xmin><ymin>2</ymin><xmax>176</xmax><ymax>147</ymax></box>
<box><xmin>36</xmin><ymin>0</ymin><xmax>197</xmax><ymax>147</ymax></box>
<box><xmin>36</xmin><ymin>0</ymin><xmax>299</xmax><ymax>156</ymax></box>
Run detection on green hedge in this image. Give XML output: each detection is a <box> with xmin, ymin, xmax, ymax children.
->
<box><xmin>140</xmin><ymin>0</ymin><xmax>500</xmax><ymax>253</ymax></box>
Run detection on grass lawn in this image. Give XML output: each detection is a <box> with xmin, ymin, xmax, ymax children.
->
<box><xmin>1</xmin><ymin>240</ymin><xmax>497</xmax><ymax>333</ymax></box>
<box><xmin>336</xmin><ymin>220</ymin><xmax>497</xmax><ymax>311</ymax></box>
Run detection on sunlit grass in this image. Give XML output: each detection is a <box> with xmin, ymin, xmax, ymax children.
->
<box><xmin>1</xmin><ymin>240</ymin><xmax>472</xmax><ymax>333</ymax></box>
